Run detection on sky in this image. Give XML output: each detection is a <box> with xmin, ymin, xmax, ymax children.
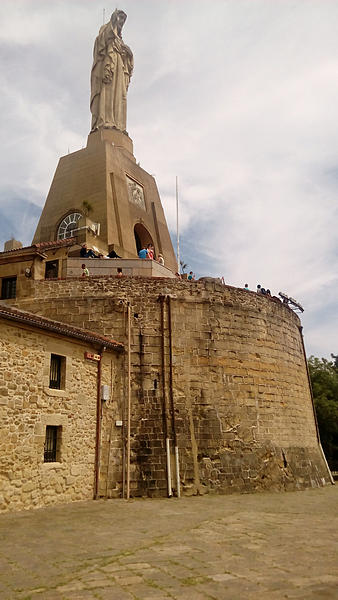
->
<box><xmin>0</xmin><ymin>0</ymin><xmax>338</xmax><ymax>359</ymax></box>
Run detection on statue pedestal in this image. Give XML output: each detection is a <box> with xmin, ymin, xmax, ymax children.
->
<box><xmin>32</xmin><ymin>131</ymin><xmax>177</xmax><ymax>273</ymax></box>
<box><xmin>87</xmin><ymin>128</ymin><xmax>135</xmax><ymax>160</ymax></box>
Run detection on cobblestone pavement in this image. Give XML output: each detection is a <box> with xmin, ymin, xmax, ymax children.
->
<box><xmin>0</xmin><ymin>486</ymin><xmax>337</xmax><ymax>600</ymax></box>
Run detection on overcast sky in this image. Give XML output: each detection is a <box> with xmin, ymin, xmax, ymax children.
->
<box><xmin>0</xmin><ymin>0</ymin><xmax>338</xmax><ymax>359</ymax></box>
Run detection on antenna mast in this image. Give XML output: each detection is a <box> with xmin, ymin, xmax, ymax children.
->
<box><xmin>176</xmin><ymin>176</ymin><xmax>180</xmax><ymax>274</ymax></box>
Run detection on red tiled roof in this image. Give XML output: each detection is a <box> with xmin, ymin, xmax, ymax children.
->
<box><xmin>34</xmin><ymin>238</ymin><xmax>77</xmax><ymax>250</ymax></box>
<box><xmin>0</xmin><ymin>238</ymin><xmax>77</xmax><ymax>256</ymax></box>
<box><xmin>0</xmin><ymin>303</ymin><xmax>123</xmax><ymax>353</ymax></box>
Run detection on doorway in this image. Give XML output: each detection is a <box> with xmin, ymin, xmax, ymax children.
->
<box><xmin>134</xmin><ymin>224</ymin><xmax>154</xmax><ymax>256</ymax></box>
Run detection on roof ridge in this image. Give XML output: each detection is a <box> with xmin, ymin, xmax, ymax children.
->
<box><xmin>0</xmin><ymin>238</ymin><xmax>78</xmax><ymax>255</ymax></box>
<box><xmin>0</xmin><ymin>302</ymin><xmax>123</xmax><ymax>352</ymax></box>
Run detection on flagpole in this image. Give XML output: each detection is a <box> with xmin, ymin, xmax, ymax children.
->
<box><xmin>176</xmin><ymin>176</ymin><xmax>180</xmax><ymax>274</ymax></box>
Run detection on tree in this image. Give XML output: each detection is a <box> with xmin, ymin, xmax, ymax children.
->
<box><xmin>308</xmin><ymin>355</ymin><xmax>338</xmax><ymax>471</ymax></box>
<box><xmin>180</xmin><ymin>259</ymin><xmax>188</xmax><ymax>274</ymax></box>
<box><xmin>330</xmin><ymin>353</ymin><xmax>338</xmax><ymax>370</ymax></box>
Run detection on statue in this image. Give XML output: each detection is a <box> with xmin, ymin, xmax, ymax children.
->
<box><xmin>90</xmin><ymin>9</ymin><xmax>133</xmax><ymax>133</ymax></box>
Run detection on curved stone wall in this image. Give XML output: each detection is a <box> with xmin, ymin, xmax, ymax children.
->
<box><xmin>15</xmin><ymin>277</ymin><xmax>330</xmax><ymax>496</ymax></box>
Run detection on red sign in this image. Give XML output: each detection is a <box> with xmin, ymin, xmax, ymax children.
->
<box><xmin>84</xmin><ymin>352</ymin><xmax>101</xmax><ymax>361</ymax></box>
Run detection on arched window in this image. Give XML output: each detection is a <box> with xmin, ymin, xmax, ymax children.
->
<box><xmin>57</xmin><ymin>213</ymin><xmax>82</xmax><ymax>240</ymax></box>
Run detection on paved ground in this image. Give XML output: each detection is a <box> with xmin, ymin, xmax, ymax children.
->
<box><xmin>0</xmin><ymin>486</ymin><xmax>337</xmax><ymax>600</ymax></box>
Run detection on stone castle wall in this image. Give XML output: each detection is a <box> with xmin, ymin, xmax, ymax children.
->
<box><xmin>0</xmin><ymin>318</ymin><xmax>123</xmax><ymax>512</ymax></box>
<box><xmin>14</xmin><ymin>276</ymin><xmax>330</xmax><ymax>498</ymax></box>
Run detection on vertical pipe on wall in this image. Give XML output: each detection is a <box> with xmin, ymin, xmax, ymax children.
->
<box><xmin>105</xmin><ymin>420</ymin><xmax>114</xmax><ymax>499</ymax></box>
<box><xmin>126</xmin><ymin>303</ymin><xmax>132</xmax><ymax>499</ymax></box>
<box><xmin>299</xmin><ymin>326</ymin><xmax>334</xmax><ymax>485</ymax></box>
<box><xmin>160</xmin><ymin>295</ymin><xmax>172</xmax><ymax>497</ymax></box>
<box><xmin>122</xmin><ymin>409</ymin><xmax>126</xmax><ymax>499</ymax></box>
<box><xmin>167</xmin><ymin>295</ymin><xmax>181</xmax><ymax>498</ymax></box>
<box><xmin>105</xmin><ymin>359</ymin><xmax>114</xmax><ymax>499</ymax></box>
<box><xmin>166</xmin><ymin>438</ymin><xmax>172</xmax><ymax>497</ymax></box>
<box><xmin>94</xmin><ymin>346</ymin><xmax>105</xmax><ymax>500</ymax></box>
<box><xmin>122</xmin><ymin>305</ymin><xmax>127</xmax><ymax>499</ymax></box>
<box><xmin>174</xmin><ymin>445</ymin><xmax>180</xmax><ymax>498</ymax></box>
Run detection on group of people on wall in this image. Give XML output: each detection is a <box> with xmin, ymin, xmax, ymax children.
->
<box><xmin>80</xmin><ymin>241</ymin><xmax>166</xmax><ymax>278</ymax></box>
<box><xmin>80</xmin><ymin>245</ymin><xmax>279</xmax><ymax>294</ymax></box>
<box><xmin>243</xmin><ymin>283</ymin><xmax>283</xmax><ymax>303</ymax></box>
<box><xmin>80</xmin><ymin>242</ymin><xmax>165</xmax><ymax>265</ymax></box>
<box><xmin>80</xmin><ymin>243</ymin><xmax>121</xmax><ymax>259</ymax></box>
<box><xmin>81</xmin><ymin>264</ymin><xmax>123</xmax><ymax>277</ymax></box>
<box><xmin>81</xmin><ymin>244</ymin><xmax>279</xmax><ymax>293</ymax></box>
<box><xmin>243</xmin><ymin>283</ymin><xmax>272</xmax><ymax>296</ymax></box>
<box><xmin>138</xmin><ymin>243</ymin><xmax>164</xmax><ymax>265</ymax></box>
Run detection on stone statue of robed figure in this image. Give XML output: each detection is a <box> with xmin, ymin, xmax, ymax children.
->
<box><xmin>90</xmin><ymin>9</ymin><xmax>133</xmax><ymax>133</ymax></box>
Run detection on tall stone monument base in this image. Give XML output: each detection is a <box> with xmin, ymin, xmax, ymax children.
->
<box><xmin>14</xmin><ymin>277</ymin><xmax>332</xmax><ymax>500</ymax></box>
<box><xmin>32</xmin><ymin>129</ymin><xmax>177</xmax><ymax>272</ymax></box>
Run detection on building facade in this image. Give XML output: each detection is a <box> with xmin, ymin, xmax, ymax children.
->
<box><xmin>0</xmin><ymin>304</ymin><xmax>124</xmax><ymax>512</ymax></box>
<box><xmin>8</xmin><ymin>276</ymin><xmax>331</xmax><ymax>504</ymax></box>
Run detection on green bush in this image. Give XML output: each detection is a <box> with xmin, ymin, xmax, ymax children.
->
<box><xmin>308</xmin><ymin>355</ymin><xmax>338</xmax><ymax>471</ymax></box>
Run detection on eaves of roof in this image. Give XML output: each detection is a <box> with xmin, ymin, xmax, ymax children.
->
<box><xmin>0</xmin><ymin>238</ymin><xmax>77</xmax><ymax>259</ymax></box>
<box><xmin>0</xmin><ymin>303</ymin><xmax>124</xmax><ymax>353</ymax></box>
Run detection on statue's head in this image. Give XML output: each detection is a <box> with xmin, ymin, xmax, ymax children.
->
<box><xmin>111</xmin><ymin>9</ymin><xmax>127</xmax><ymax>37</ymax></box>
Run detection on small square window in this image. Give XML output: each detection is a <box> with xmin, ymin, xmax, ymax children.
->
<box><xmin>49</xmin><ymin>354</ymin><xmax>65</xmax><ymax>389</ymax></box>
<box><xmin>45</xmin><ymin>260</ymin><xmax>59</xmax><ymax>279</ymax></box>
<box><xmin>44</xmin><ymin>425</ymin><xmax>61</xmax><ymax>462</ymax></box>
<box><xmin>1</xmin><ymin>276</ymin><xmax>17</xmax><ymax>299</ymax></box>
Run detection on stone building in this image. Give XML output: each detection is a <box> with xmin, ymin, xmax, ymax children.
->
<box><xmin>7</xmin><ymin>276</ymin><xmax>332</xmax><ymax>503</ymax></box>
<box><xmin>0</xmin><ymin>10</ymin><xmax>333</xmax><ymax>512</ymax></box>
<box><xmin>0</xmin><ymin>304</ymin><xmax>124</xmax><ymax>512</ymax></box>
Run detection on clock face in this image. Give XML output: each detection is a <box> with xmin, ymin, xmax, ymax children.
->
<box><xmin>57</xmin><ymin>213</ymin><xmax>82</xmax><ymax>240</ymax></box>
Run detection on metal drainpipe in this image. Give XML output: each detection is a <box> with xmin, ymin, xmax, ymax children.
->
<box><xmin>105</xmin><ymin>420</ymin><xmax>114</xmax><ymax>499</ymax></box>
<box><xmin>94</xmin><ymin>346</ymin><xmax>105</xmax><ymax>499</ymax></box>
<box><xmin>298</xmin><ymin>326</ymin><xmax>334</xmax><ymax>485</ymax></box>
<box><xmin>122</xmin><ymin>305</ymin><xmax>127</xmax><ymax>499</ymax></box>
<box><xmin>167</xmin><ymin>295</ymin><xmax>181</xmax><ymax>498</ymax></box>
<box><xmin>126</xmin><ymin>303</ymin><xmax>132</xmax><ymax>499</ymax></box>
<box><xmin>160</xmin><ymin>295</ymin><xmax>173</xmax><ymax>497</ymax></box>
<box><xmin>105</xmin><ymin>359</ymin><xmax>115</xmax><ymax>499</ymax></box>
